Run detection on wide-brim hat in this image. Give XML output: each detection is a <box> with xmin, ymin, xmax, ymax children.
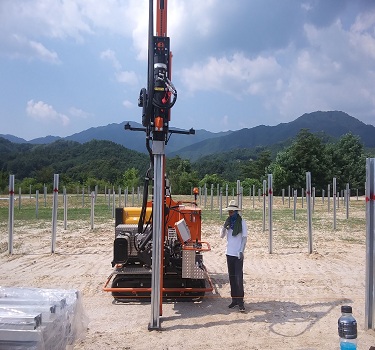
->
<box><xmin>223</xmin><ymin>200</ymin><xmax>241</xmax><ymax>211</ymax></box>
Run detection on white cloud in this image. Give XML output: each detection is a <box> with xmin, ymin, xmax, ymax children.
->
<box><xmin>351</xmin><ymin>11</ymin><xmax>375</xmax><ymax>33</ymax></box>
<box><xmin>180</xmin><ymin>52</ymin><xmax>281</xmax><ymax>97</ymax></box>
<box><xmin>0</xmin><ymin>0</ymin><xmax>92</xmax><ymax>41</ymax></box>
<box><xmin>1</xmin><ymin>0</ymin><xmax>220</xmax><ymax>63</ymax></box>
<box><xmin>0</xmin><ymin>0</ymin><xmax>146</xmax><ymax>62</ymax></box>
<box><xmin>26</xmin><ymin>100</ymin><xmax>70</xmax><ymax>126</ymax></box>
<box><xmin>0</xmin><ymin>0</ymin><xmax>223</xmax><ymax>64</ymax></box>
<box><xmin>116</xmin><ymin>71</ymin><xmax>138</xmax><ymax>86</ymax></box>
<box><xmin>100</xmin><ymin>49</ymin><xmax>139</xmax><ymax>87</ymax></box>
<box><xmin>122</xmin><ymin>100</ymin><xmax>134</xmax><ymax>109</ymax></box>
<box><xmin>301</xmin><ymin>2</ymin><xmax>313</xmax><ymax>12</ymax></box>
<box><xmin>169</xmin><ymin>0</ymin><xmax>218</xmax><ymax>38</ymax></box>
<box><xmin>100</xmin><ymin>49</ymin><xmax>122</xmax><ymax>70</ymax></box>
<box><xmin>0</xmin><ymin>0</ymin><xmax>94</xmax><ymax>62</ymax></box>
<box><xmin>276</xmin><ymin>17</ymin><xmax>375</xmax><ymax>119</ymax></box>
<box><xmin>347</xmin><ymin>11</ymin><xmax>375</xmax><ymax>74</ymax></box>
<box><xmin>0</xmin><ymin>0</ymin><xmax>223</xmax><ymax>61</ymax></box>
<box><xmin>4</xmin><ymin>34</ymin><xmax>60</xmax><ymax>63</ymax></box>
<box><xmin>179</xmin><ymin>9</ymin><xmax>375</xmax><ymax>126</ymax></box>
<box><xmin>69</xmin><ymin>107</ymin><xmax>91</xmax><ymax>119</ymax></box>
<box><xmin>28</xmin><ymin>40</ymin><xmax>60</xmax><ymax>64</ymax></box>
<box><xmin>219</xmin><ymin>115</ymin><xmax>229</xmax><ymax>130</ymax></box>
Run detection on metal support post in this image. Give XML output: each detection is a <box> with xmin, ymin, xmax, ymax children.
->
<box><xmin>262</xmin><ymin>180</ymin><xmax>267</xmax><ymax>232</ymax></box>
<box><xmin>333</xmin><ymin>178</ymin><xmax>337</xmax><ymax>230</ymax></box>
<box><xmin>149</xmin><ymin>141</ymin><xmax>165</xmax><ymax>330</ymax></box>
<box><xmin>63</xmin><ymin>187</ymin><xmax>67</xmax><ymax>230</ymax></box>
<box><xmin>365</xmin><ymin>158</ymin><xmax>375</xmax><ymax>329</ymax></box>
<box><xmin>51</xmin><ymin>174</ymin><xmax>59</xmax><ymax>253</ymax></box>
<box><xmin>8</xmin><ymin>175</ymin><xmax>15</xmax><ymax>255</ymax></box>
<box><xmin>306</xmin><ymin>172</ymin><xmax>313</xmax><ymax>254</ymax></box>
<box><xmin>268</xmin><ymin>174</ymin><xmax>273</xmax><ymax>254</ymax></box>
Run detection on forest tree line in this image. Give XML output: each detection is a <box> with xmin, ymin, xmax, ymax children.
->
<box><xmin>0</xmin><ymin>130</ymin><xmax>373</xmax><ymax>196</ymax></box>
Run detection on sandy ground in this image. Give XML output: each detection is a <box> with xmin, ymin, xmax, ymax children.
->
<box><xmin>1</xmin><ymin>197</ymin><xmax>375</xmax><ymax>349</ymax></box>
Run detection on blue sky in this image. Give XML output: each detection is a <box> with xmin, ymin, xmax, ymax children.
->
<box><xmin>1</xmin><ymin>0</ymin><xmax>375</xmax><ymax>140</ymax></box>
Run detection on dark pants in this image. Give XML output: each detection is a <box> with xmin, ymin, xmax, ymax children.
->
<box><xmin>226</xmin><ymin>254</ymin><xmax>244</xmax><ymax>304</ymax></box>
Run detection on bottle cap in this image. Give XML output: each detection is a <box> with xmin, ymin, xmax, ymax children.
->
<box><xmin>341</xmin><ymin>305</ymin><xmax>352</xmax><ymax>313</ymax></box>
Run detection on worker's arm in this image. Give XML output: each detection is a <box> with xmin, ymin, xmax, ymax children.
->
<box><xmin>238</xmin><ymin>220</ymin><xmax>248</xmax><ymax>259</ymax></box>
<box><xmin>220</xmin><ymin>226</ymin><xmax>227</xmax><ymax>238</ymax></box>
<box><xmin>238</xmin><ymin>236</ymin><xmax>247</xmax><ymax>259</ymax></box>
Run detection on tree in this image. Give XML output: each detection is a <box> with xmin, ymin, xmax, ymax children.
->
<box><xmin>191</xmin><ymin>149</ymin><xmax>247</xmax><ymax>182</ymax></box>
<box><xmin>198</xmin><ymin>174</ymin><xmax>224</xmax><ymax>191</ymax></box>
<box><xmin>166</xmin><ymin>156</ymin><xmax>200</xmax><ymax>194</ymax></box>
<box><xmin>19</xmin><ymin>177</ymin><xmax>37</xmax><ymax>193</ymax></box>
<box><xmin>327</xmin><ymin>133</ymin><xmax>366</xmax><ymax>190</ymax></box>
<box><xmin>241</xmin><ymin>178</ymin><xmax>262</xmax><ymax>194</ymax></box>
<box><xmin>122</xmin><ymin>168</ymin><xmax>140</xmax><ymax>189</ymax></box>
<box><xmin>34</xmin><ymin>166</ymin><xmax>55</xmax><ymax>187</ymax></box>
<box><xmin>269</xmin><ymin>129</ymin><xmax>328</xmax><ymax>192</ymax></box>
<box><xmin>0</xmin><ymin>170</ymin><xmax>9</xmax><ymax>193</ymax></box>
<box><xmin>241</xmin><ymin>150</ymin><xmax>271</xmax><ymax>180</ymax></box>
<box><xmin>174</xmin><ymin>171</ymin><xmax>200</xmax><ymax>195</ymax></box>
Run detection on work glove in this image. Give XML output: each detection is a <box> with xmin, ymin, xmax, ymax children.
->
<box><xmin>238</xmin><ymin>252</ymin><xmax>244</xmax><ymax>260</ymax></box>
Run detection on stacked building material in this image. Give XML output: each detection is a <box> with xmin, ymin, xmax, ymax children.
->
<box><xmin>0</xmin><ymin>287</ymin><xmax>87</xmax><ymax>350</ymax></box>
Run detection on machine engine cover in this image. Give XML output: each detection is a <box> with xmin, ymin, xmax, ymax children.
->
<box><xmin>112</xmin><ymin>234</ymin><xmax>129</xmax><ymax>267</ymax></box>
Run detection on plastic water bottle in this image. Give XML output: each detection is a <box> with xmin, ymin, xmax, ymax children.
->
<box><xmin>338</xmin><ymin>305</ymin><xmax>357</xmax><ymax>350</ymax></box>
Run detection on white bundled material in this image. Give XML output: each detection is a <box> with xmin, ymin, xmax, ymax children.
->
<box><xmin>0</xmin><ymin>286</ymin><xmax>88</xmax><ymax>350</ymax></box>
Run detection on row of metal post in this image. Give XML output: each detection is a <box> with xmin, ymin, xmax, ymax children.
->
<box><xmin>7</xmin><ymin>174</ymin><xmax>142</xmax><ymax>254</ymax></box>
<box><xmin>6</xmin><ymin>175</ymin><xmax>366</xmax><ymax>256</ymax></box>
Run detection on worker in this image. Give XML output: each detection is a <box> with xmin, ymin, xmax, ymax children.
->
<box><xmin>220</xmin><ymin>200</ymin><xmax>248</xmax><ymax>312</ymax></box>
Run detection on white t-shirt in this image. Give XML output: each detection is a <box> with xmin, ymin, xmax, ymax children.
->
<box><xmin>225</xmin><ymin>219</ymin><xmax>248</xmax><ymax>257</ymax></box>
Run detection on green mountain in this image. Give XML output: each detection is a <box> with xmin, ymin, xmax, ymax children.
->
<box><xmin>2</xmin><ymin>111</ymin><xmax>373</xmax><ymax>160</ymax></box>
<box><xmin>0</xmin><ymin>138</ymin><xmax>149</xmax><ymax>184</ymax></box>
<box><xmin>0</xmin><ymin>121</ymin><xmax>232</xmax><ymax>155</ymax></box>
<box><xmin>172</xmin><ymin>111</ymin><xmax>375</xmax><ymax>160</ymax></box>
<box><xmin>1</xmin><ymin>111</ymin><xmax>374</xmax><ymax>177</ymax></box>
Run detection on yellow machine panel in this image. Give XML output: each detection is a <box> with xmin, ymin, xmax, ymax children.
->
<box><xmin>122</xmin><ymin>207</ymin><xmax>152</xmax><ymax>224</ymax></box>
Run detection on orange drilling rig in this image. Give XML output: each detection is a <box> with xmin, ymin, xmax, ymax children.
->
<box><xmin>103</xmin><ymin>0</ymin><xmax>213</xmax><ymax>330</ymax></box>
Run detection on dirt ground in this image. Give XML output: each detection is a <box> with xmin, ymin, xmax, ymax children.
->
<box><xmin>1</xmin><ymin>196</ymin><xmax>375</xmax><ymax>349</ymax></box>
